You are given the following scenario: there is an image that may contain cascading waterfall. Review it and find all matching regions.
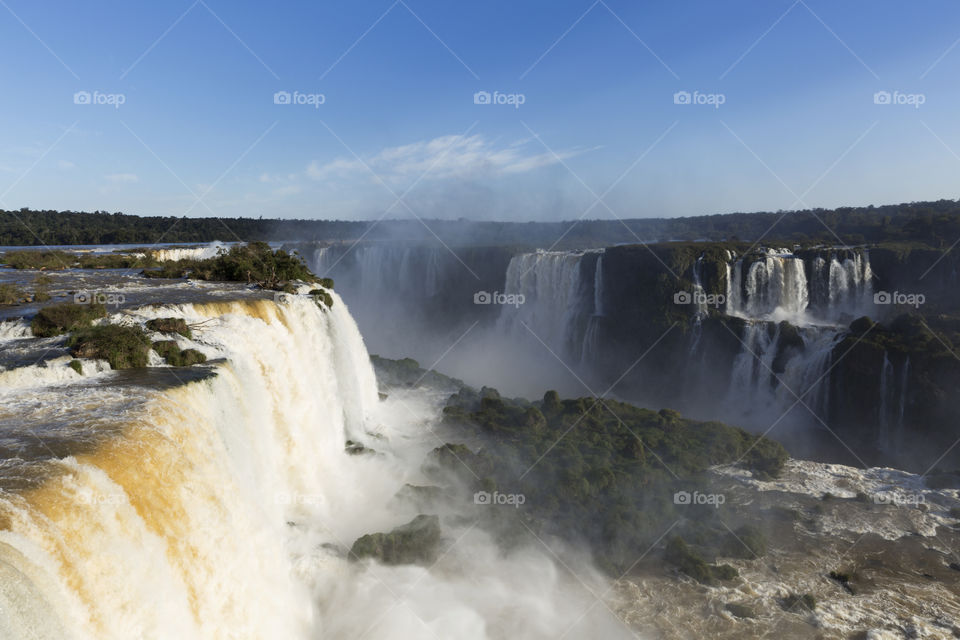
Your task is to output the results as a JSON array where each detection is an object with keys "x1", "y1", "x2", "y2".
[
  {"x1": 809, "y1": 250, "x2": 873, "y2": 318},
  {"x1": 897, "y1": 356, "x2": 910, "y2": 435},
  {"x1": 0, "y1": 294, "x2": 626, "y2": 639},
  {"x1": 726, "y1": 248, "x2": 872, "y2": 324},
  {"x1": 878, "y1": 353, "x2": 910, "y2": 453},
  {"x1": 727, "y1": 249, "x2": 809, "y2": 321},
  {"x1": 0, "y1": 296, "x2": 378, "y2": 639},
  {"x1": 879, "y1": 351, "x2": 894, "y2": 451},
  {"x1": 719, "y1": 248, "x2": 876, "y2": 431},
  {"x1": 688, "y1": 256, "x2": 708, "y2": 355},
  {"x1": 579, "y1": 253, "x2": 605, "y2": 364},
  {"x1": 725, "y1": 321, "x2": 839, "y2": 429},
  {"x1": 498, "y1": 251, "x2": 595, "y2": 361},
  {"x1": 150, "y1": 241, "x2": 227, "y2": 262},
  {"x1": 726, "y1": 322, "x2": 781, "y2": 420}
]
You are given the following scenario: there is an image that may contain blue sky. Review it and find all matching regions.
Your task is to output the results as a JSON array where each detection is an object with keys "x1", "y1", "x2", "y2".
[{"x1": 1, "y1": 0, "x2": 959, "y2": 221}]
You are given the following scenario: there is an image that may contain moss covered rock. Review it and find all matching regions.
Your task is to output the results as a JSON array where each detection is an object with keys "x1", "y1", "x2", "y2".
[
  {"x1": 31, "y1": 302, "x2": 107, "y2": 337},
  {"x1": 349, "y1": 514, "x2": 441, "y2": 565},
  {"x1": 67, "y1": 325, "x2": 151, "y2": 369},
  {"x1": 146, "y1": 317, "x2": 191, "y2": 338},
  {"x1": 152, "y1": 340, "x2": 207, "y2": 366}
]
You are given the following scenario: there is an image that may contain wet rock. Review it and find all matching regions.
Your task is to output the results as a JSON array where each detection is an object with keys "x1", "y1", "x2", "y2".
[{"x1": 349, "y1": 514, "x2": 442, "y2": 565}]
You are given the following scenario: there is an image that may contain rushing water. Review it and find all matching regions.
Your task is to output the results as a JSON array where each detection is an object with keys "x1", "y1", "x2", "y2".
[{"x1": 0, "y1": 292, "x2": 628, "y2": 639}]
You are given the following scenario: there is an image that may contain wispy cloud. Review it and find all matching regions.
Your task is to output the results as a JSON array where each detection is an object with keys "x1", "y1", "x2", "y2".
[{"x1": 307, "y1": 134, "x2": 586, "y2": 184}]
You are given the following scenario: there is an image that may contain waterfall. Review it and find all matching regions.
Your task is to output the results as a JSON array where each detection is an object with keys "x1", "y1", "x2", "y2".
[
  {"x1": 725, "y1": 322, "x2": 839, "y2": 428},
  {"x1": 726, "y1": 248, "x2": 871, "y2": 324},
  {"x1": 0, "y1": 294, "x2": 626, "y2": 639},
  {"x1": 0, "y1": 296, "x2": 379, "y2": 638},
  {"x1": 593, "y1": 253, "x2": 605, "y2": 318},
  {"x1": 498, "y1": 251, "x2": 595, "y2": 361},
  {"x1": 579, "y1": 254, "x2": 605, "y2": 365},
  {"x1": 728, "y1": 250, "x2": 808, "y2": 320},
  {"x1": 879, "y1": 353, "x2": 910, "y2": 452},
  {"x1": 150, "y1": 241, "x2": 227, "y2": 262},
  {"x1": 688, "y1": 256, "x2": 707, "y2": 355},
  {"x1": 808, "y1": 249, "x2": 873, "y2": 319},
  {"x1": 879, "y1": 351, "x2": 894, "y2": 451},
  {"x1": 726, "y1": 322, "x2": 781, "y2": 420},
  {"x1": 304, "y1": 245, "x2": 330, "y2": 275},
  {"x1": 897, "y1": 356, "x2": 910, "y2": 439}
]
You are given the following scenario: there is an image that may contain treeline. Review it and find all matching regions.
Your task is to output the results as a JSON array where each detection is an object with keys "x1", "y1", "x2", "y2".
[{"x1": 2, "y1": 199, "x2": 960, "y2": 248}]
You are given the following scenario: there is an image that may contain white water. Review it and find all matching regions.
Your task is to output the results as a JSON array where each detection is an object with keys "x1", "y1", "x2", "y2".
[
  {"x1": 726, "y1": 249, "x2": 809, "y2": 322},
  {"x1": 727, "y1": 248, "x2": 873, "y2": 325},
  {"x1": 498, "y1": 251, "x2": 598, "y2": 362},
  {"x1": 725, "y1": 321, "x2": 838, "y2": 428},
  {"x1": 878, "y1": 353, "x2": 910, "y2": 453},
  {"x1": 0, "y1": 293, "x2": 627, "y2": 639},
  {"x1": 151, "y1": 241, "x2": 227, "y2": 262}
]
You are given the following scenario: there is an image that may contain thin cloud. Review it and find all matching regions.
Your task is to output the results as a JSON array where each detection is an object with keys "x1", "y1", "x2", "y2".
[{"x1": 307, "y1": 134, "x2": 585, "y2": 183}]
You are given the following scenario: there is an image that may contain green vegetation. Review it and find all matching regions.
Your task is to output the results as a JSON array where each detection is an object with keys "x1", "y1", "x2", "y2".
[
  {"x1": 145, "y1": 317, "x2": 192, "y2": 338},
  {"x1": 370, "y1": 355, "x2": 466, "y2": 391},
  {"x1": 67, "y1": 359, "x2": 83, "y2": 375},
  {"x1": 0, "y1": 250, "x2": 155, "y2": 270},
  {"x1": 0, "y1": 283, "x2": 26, "y2": 305},
  {"x1": 1, "y1": 250, "x2": 74, "y2": 270},
  {"x1": 32, "y1": 274, "x2": 52, "y2": 302},
  {"x1": 437, "y1": 388, "x2": 788, "y2": 573},
  {"x1": 664, "y1": 536, "x2": 739, "y2": 585},
  {"x1": 4, "y1": 200, "x2": 960, "y2": 248},
  {"x1": 723, "y1": 525, "x2": 767, "y2": 559},
  {"x1": 349, "y1": 514, "x2": 441, "y2": 565},
  {"x1": 30, "y1": 302, "x2": 107, "y2": 337},
  {"x1": 141, "y1": 242, "x2": 315, "y2": 289},
  {"x1": 66, "y1": 325, "x2": 152, "y2": 369},
  {"x1": 152, "y1": 340, "x2": 207, "y2": 367},
  {"x1": 308, "y1": 288, "x2": 333, "y2": 309}
]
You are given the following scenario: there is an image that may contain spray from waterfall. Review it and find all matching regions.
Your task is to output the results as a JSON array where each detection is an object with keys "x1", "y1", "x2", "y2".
[{"x1": 0, "y1": 295, "x2": 628, "y2": 639}]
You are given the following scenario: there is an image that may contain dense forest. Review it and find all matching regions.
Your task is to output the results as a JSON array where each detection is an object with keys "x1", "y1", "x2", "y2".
[{"x1": 1, "y1": 199, "x2": 959, "y2": 248}]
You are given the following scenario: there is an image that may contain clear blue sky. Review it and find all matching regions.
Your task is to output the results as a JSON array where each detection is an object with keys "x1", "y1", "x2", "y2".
[{"x1": 1, "y1": 0, "x2": 959, "y2": 221}]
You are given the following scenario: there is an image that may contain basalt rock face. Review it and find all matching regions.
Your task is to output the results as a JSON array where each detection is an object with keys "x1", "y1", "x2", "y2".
[
  {"x1": 297, "y1": 239, "x2": 960, "y2": 469},
  {"x1": 867, "y1": 246, "x2": 960, "y2": 309},
  {"x1": 825, "y1": 314, "x2": 960, "y2": 470},
  {"x1": 561, "y1": 243, "x2": 960, "y2": 469}
]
